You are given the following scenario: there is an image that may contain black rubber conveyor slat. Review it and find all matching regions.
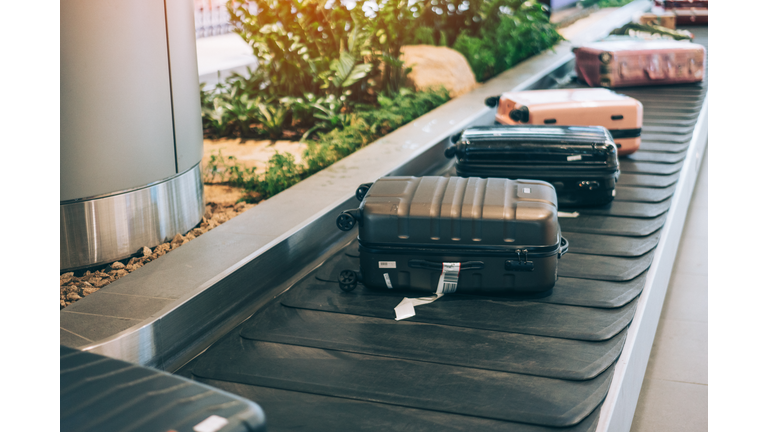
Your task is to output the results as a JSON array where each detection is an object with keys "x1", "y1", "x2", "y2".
[
  {"x1": 541, "y1": 273, "x2": 647, "y2": 308},
  {"x1": 558, "y1": 213, "x2": 666, "y2": 236},
  {"x1": 638, "y1": 141, "x2": 690, "y2": 153},
  {"x1": 191, "y1": 334, "x2": 616, "y2": 427},
  {"x1": 640, "y1": 125, "x2": 695, "y2": 135},
  {"x1": 279, "y1": 279, "x2": 637, "y2": 341},
  {"x1": 618, "y1": 160, "x2": 683, "y2": 175},
  {"x1": 614, "y1": 185, "x2": 676, "y2": 203},
  {"x1": 618, "y1": 172, "x2": 680, "y2": 188},
  {"x1": 559, "y1": 251, "x2": 654, "y2": 281},
  {"x1": 623, "y1": 151, "x2": 687, "y2": 164},
  {"x1": 561, "y1": 231, "x2": 660, "y2": 257},
  {"x1": 576, "y1": 199, "x2": 671, "y2": 218},
  {"x1": 196, "y1": 379, "x2": 604, "y2": 432},
  {"x1": 240, "y1": 303, "x2": 626, "y2": 380}
]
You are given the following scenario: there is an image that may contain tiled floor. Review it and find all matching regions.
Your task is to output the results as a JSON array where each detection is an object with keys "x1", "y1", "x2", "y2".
[{"x1": 630, "y1": 149, "x2": 708, "y2": 431}]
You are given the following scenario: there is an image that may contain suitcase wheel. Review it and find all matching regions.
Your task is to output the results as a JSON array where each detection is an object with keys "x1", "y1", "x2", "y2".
[
  {"x1": 509, "y1": 106, "x2": 529, "y2": 123},
  {"x1": 484, "y1": 96, "x2": 500, "y2": 108},
  {"x1": 338, "y1": 269, "x2": 359, "y2": 292},
  {"x1": 336, "y1": 212, "x2": 358, "y2": 231},
  {"x1": 356, "y1": 183, "x2": 373, "y2": 201}
]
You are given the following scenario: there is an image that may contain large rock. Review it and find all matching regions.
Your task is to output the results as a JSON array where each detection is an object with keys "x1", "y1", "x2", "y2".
[{"x1": 401, "y1": 45, "x2": 478, "y2": 98}]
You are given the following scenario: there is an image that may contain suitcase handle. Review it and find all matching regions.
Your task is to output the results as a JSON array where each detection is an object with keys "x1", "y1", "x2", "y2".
[
  {"x1": 408, "y1": 260, "x2": 485, "y2": 271},
  {"x1": 558, "y1": 237, "x2": 569, "y2": 259},
  {"x1": 644, "y1": 56, "x2": 668, "y2": 80}
]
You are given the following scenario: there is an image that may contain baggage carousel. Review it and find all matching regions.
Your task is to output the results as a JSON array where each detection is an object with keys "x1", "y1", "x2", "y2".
[{"x1": 172, "y1": 27, "x2": 708, "y2": 432}]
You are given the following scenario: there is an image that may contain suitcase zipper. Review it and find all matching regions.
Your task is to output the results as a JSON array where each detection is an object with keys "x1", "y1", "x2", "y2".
[
  {"x1": 607, "y1": 128, "x2": 642, "y2": 139},
  {"x1": 359, "y1": 240, "x2": 563, "y2": 259}
]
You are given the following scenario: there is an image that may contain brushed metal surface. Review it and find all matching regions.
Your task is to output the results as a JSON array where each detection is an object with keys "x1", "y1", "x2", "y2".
[{"x1": 60, "y1": 164, "x2": 204, "y2": 271}]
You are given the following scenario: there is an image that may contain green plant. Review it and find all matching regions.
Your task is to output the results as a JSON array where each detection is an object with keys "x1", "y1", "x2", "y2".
[
  {"x1": 452, "y1": 1, "x2": 562, "y2": 81},
  {"x1": 254, "y1": 99, "x2": 290, "y2": 139},
  {"x1": 581, "y1": 0, "x2": 634, "y2": 7}
]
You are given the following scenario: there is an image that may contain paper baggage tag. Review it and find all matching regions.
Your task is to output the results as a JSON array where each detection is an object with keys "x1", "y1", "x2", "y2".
[
  {"x1": 394, "y1": 262, "x2": 461, "y2": 320},
  {"x1": 436, "y1": 262, "x2": 461, "y2": 294},
  {"x1": 557, "y1": 211, "x2": 580, "y2": 218},
  {"x1": 193, "y1": 415, "x2": 229, "y2": 432}
]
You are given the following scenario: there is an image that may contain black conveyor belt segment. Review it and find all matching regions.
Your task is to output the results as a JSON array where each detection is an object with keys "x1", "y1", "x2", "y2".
[
  {"x1": 614, "y1": 185, "x2": 676, "y2": 202},
  {"x1": 277, "y1": 277, "x2": 637, "y2": 341},
  {"x1": 561, "y1": 231, "x2": 660, "y2": 257},
  {"x1": 623, "y1": 151, "x2": 687, "y2": 164},
  {"x1": 619, "y1": 160, "x2": 683, "y2": 175},
  {"x1": 577, "y1": 199, "x2": 671, "y2": 218},
  {"x1": 240, "y1": 303, "x2": 626, "y2": 380},
  {"x1": 183, "y1": 26, "x2": 708, "y2": 432},
  {"x1": 192, "y1": 335, "x2": 616, "y2": 427},
  {"x1": 196, "y1": 379, "x2": 604, "y2": 432},
  {"x1": 558, "y1": 213, "x2": 666, "y2": 236},
  {"x1": 618, "y1": 172, "x2": 680, "y2": 188}
]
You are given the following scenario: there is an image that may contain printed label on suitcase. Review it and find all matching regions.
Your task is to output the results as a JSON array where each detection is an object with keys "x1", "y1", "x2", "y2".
[
  {"x1": 379, "y1": 261, "x2": 397, "y2": 268},
  {"x1": 567, "y1": 155, "x2": 582, "y2": 161},
  {"x1": 436, "y1": 263, "x2": 461, "y2": 294}
]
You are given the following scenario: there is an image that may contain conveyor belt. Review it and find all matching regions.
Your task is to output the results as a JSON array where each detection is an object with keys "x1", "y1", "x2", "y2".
[{"x1": 180, "y1": 27, "x2": 707, "y2": 431}]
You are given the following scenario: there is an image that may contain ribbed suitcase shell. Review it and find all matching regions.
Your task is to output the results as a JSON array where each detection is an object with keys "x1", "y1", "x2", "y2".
[
  {"x1": 574, "y1": 39, "x2": 706, "y2": 88},
  {"x1": 639, "y1": 12, "x2": 677, "y2": 29},
  {"x1": 491, "y1": 88, "x2": 643, "y2": 155},
  {"x1": 351, "y1": 176, "x2": 565, "y2": 294},
  {"x1": 446, "y1": 125, "x2": 619, "y2": 207},
  {"x1": 60, "y1": 345, "x2": 267, "y2": 432}
]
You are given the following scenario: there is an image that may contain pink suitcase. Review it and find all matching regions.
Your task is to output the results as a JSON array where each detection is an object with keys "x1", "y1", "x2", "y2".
[
  {"x1": 574, "y1": 39, "x2": 706, "y2": 88},
  {"x1": 487, "y1": 88, "x2": 643, "y2": 156}
]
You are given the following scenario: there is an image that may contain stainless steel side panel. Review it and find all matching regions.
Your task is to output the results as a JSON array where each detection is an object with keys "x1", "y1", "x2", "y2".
[{"x1": 60, "y1": 164, "x2": 204, "y2": 271}]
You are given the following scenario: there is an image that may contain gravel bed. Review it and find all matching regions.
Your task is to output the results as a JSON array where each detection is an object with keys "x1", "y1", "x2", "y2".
[{"x1": 60, "y1": 200, "x2": 256, "y2": 309}]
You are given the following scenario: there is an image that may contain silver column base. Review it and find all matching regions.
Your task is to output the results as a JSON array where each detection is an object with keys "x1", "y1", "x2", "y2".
[{"x1": 60, "y1": 164, "x2": 205, "y2": 271}]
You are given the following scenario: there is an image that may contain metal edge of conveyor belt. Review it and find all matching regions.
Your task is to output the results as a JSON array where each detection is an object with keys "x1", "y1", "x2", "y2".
[
  {"x1": 73, "y1": 0, "x2": 656, "y2": 390},
  {"x1": 596, "y1": 94, "x2": 708, "y2": 432}
]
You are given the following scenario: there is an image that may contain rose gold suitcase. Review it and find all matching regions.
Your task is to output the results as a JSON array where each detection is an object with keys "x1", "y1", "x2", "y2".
[
  {"x1": 639, "y1": 12, "x2": 676, "y2": 29},
  {"x1": 574, "y1": 39, "x2": 706, "y2": 89},
  {"x1": 486, "y1": 88, "x2": 643, "y2": 156}
]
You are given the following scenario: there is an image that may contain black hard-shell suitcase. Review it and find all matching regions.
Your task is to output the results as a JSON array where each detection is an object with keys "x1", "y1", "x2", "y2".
[
  {"x1": 445, "y1": 125, "x2": 620, "y2": 207},
  {"x1": 60, "y1": 345, "x2": 267, "y2": 432},
  {"x1": 335, "y1": 176, "x2": 568, "y2": 294}
]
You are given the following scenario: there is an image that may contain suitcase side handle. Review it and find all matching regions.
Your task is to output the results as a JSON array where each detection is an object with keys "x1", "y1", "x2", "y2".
[
  {"x1": 408, "y1": 260, "x2": 485, "y2": 271},
  {"x1": 558, "y1": 237, "x2": 569, "y2": 259}
]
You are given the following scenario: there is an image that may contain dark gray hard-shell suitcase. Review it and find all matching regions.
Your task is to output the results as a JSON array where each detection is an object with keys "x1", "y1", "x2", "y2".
[
  {"x1": 445, "y1": 125, "x2": 620, "y2": 207},
  {"x1": 335, "y1": 176, "x2": 568, "y2": 294},
  {"x1": 60, "y1": 345, "x2": 267, "y2": 432}
]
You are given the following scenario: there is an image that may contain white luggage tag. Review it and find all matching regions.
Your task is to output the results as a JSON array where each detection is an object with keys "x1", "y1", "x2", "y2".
[{"x1": 394, "y1": 262, "x2": 460, "y2": 321}]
